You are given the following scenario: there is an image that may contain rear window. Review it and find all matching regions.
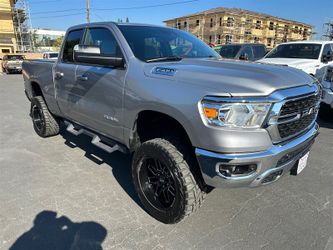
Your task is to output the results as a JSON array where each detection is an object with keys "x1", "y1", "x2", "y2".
[
  {"x1": 6, "y1": 55, "x2": 25, "y2": 60},
  {"x1": 49, "y1": 53, "x2": 58, "y2": 58}
]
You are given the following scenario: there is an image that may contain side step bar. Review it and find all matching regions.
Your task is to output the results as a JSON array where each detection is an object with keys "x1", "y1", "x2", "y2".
[{"x1": 65, "y1": 121, "x2": 127, "y2": 154}]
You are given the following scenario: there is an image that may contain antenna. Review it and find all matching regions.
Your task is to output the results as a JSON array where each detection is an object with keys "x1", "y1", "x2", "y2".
[{"x1": 86, "y1": 0, "x2": 90, "y2": 23}]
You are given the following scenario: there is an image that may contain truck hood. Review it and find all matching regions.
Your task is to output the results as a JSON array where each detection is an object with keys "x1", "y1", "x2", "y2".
[
  {"x1": 143, "y1": 58, "x2": 314, "y2": 96},
  {"x1": 257, "y1": 58, "x2": 318, "y2": 72}
]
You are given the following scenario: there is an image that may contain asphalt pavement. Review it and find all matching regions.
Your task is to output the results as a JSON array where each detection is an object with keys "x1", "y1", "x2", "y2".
[{"x1": 0, "y1": 74, "x2": 333, "y2": 250}]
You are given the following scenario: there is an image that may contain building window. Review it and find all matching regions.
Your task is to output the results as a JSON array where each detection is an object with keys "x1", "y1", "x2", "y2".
[
  {"x1": 294, "y1": 26, "x2": 299, "y2": 33},
  {"x1": 184, "y1": 21, "x2": 187, "y2": 28},
  {"x1": 303, "y1": 28, "x2": 308, "y2": 37},
  {"x1": 244, "y1": 31, "x2": 251, "y2": 35},
  {"x1": 177, "y1": 22, "x2": 181, "y2": 29},
  {"x1": 227, "y1": 17, "x2": 234, "y2": 27},
  {"x1": 269, "y1": 22, "x2": 274, "y2": 30},
  {"x1": 254, "y1": 37, "x2": 260, "y2": 43},
  {"x1": 225, "y1": 35, "x2": 232, "y2": 44},
  {"x1": 196, "y1": 20, "x2": 200, "y2": 26},
  {"x1": 217, "y1": 35, "x2": 221, "y2": 44},
  {"x1": 267, "y1": 38, "x2": 272, "y2": 47},
  {"x1": 299, "y1": 27, "x2": 303, "y2": 35},
  {"x1": 209, "y1": 35, "x2": 212, "y2": 43},
  {"x1": 219, "y1": 17, "x2": 222, "y2": 26},
  {"x1": 256, "y1": 20, "x2": 262, "y2": 29},
  {"x1": 210, "y1": 18, "x2": 214, "y2": 28},
  {"x1": 1, "y1": 49, "x2": 10, "y2": 53},
  {"x1": 284, "y1": 25, "x2": 289, "y2": 31}
]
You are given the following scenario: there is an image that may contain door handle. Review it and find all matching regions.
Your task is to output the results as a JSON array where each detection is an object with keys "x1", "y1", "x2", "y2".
[
  {"x1": 76, "y1": 75, "x2": 88, "y2": 81},
  {"x1": 55, "y1": 72, "x2": 64, "y2": 79}
]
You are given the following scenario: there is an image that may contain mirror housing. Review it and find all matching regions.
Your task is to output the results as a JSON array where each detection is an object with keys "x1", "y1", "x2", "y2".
[
  {"x1": 73, "y1": 45, "x2": 124, "y2": 68},
  {"x1": 239, "y1": 53, "x2": 249, "y2": 61}
]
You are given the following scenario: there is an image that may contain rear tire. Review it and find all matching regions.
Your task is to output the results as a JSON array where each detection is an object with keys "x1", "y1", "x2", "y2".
[
  {"x1": 132, "y1": 138, "x2": 205, "y2": 224},
  {"x1": 31, "y1": 96, "x2": 60, "y2": 137}
]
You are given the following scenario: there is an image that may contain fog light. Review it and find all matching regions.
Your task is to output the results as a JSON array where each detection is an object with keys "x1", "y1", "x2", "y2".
[
  {"x1": 219, "y1": 164, "x2": 257, "y2": 177},
  {"x1": 261, "y1": 170, "x2": 283, "y2": 184}
]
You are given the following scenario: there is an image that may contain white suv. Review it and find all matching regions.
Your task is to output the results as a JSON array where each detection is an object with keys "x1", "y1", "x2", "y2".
[{"x1": 258, "y1": 41, "x2": 333, "y2": 79}]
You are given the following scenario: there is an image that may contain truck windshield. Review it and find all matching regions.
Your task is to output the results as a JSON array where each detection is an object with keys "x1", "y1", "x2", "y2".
[
  {"x1": 118, "y1": 25, "x2": 220, "y2": 62},
  {"x1": 265, "y1": 43, "x2": 322, "y2": 59},
  {"x1": 219, "y1": 45, "x2": 241, "y2": 58},
  {"x1": 6, "y1": 55, "x2": 25, "y2": 60}
]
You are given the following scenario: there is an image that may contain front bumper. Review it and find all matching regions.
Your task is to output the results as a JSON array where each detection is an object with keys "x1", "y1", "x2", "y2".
[
  {"x1": 195, "y1": 124, "x2": 319, "y2": 188},
  {"x1": 322, "y1": 87, "x2": 333, "y2": 108}
]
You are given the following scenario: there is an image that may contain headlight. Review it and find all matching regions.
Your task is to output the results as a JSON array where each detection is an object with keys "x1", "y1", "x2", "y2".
[{"x1": 200, "y1": 99, "x2": 271, "y2": 128}]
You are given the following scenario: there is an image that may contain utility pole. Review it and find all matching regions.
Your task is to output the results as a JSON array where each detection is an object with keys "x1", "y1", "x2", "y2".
[{"x1": 86, "y1": 0, "x2": 90, "y2": 23}]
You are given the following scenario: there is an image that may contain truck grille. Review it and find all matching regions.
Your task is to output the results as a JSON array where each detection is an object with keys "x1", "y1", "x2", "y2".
[{"x1": 277, "y1": 93, "x2": 320, "y2": 139}]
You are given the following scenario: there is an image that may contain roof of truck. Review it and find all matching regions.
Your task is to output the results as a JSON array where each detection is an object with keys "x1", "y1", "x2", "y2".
[
  {"x1": 69, "y1": 22, "x2": 166, "y2": 30},
  {"x1": 279, "y1": 40, "x2": 333, "y2": 45}
]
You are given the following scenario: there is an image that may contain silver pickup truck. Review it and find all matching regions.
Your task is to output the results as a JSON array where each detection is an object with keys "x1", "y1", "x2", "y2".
[{"x1": 23, "y1": 22, "x2": 321, "y2": 224}]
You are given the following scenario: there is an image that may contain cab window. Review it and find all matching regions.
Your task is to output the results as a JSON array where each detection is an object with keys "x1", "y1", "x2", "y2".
[{"x1": 62, "y1": 29, "x2": 84, "y2": 63}]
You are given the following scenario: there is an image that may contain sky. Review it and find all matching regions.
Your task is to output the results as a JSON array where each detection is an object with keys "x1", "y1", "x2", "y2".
[{"x1": 27, "y1": 0, "x2": 333, "y2": 39}]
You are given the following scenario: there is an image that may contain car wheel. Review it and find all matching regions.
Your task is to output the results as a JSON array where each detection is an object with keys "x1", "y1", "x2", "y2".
[
  {"x1": 132, "y1": 138, "x2": 205, "y2": 224},
  {"x1": 31, "y1": 96, "x2": 60, "y2": 137}
]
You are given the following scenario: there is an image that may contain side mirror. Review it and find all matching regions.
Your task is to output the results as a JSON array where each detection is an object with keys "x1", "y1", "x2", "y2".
[
  {"x1": 73, "y1": 44, "x2": 124, "y2": 68},
  {"x1": 322, "y1": 55, "x2": 329, "y2": 63},
  {"x1": 239, "y1": 53, "x2": 249, "y2": 61}
]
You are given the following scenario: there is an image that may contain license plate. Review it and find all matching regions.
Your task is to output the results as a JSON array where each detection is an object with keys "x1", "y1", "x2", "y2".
[{"x1": 297, "y1": 152, "x2": 309, "y2": 174}]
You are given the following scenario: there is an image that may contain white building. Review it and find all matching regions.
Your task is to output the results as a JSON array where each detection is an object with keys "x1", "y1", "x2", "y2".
[{"x1": 30, "y1": 28, "x2": 65, "y2": 52}]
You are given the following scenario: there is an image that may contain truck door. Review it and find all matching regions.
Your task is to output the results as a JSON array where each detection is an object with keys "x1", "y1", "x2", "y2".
[
  {"x1": 54, "y1": 28, "x2": 85, "y2": 119},
  {"x1": 73, "y1": 27, "x2": 126, "y2": 142}
]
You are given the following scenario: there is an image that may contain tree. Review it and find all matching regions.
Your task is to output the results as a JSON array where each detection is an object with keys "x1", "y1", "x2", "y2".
[
  {"x1": 52, "y1": 35, "x2": 64, "y2": 51},
  {"x1": 125, "y1": 17, "x2": 129, "y2": 23}
]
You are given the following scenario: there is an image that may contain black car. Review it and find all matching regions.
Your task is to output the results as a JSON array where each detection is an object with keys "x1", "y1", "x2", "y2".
[{"x1": 216, "y1": 43, "x2": 267, "y2": 61}]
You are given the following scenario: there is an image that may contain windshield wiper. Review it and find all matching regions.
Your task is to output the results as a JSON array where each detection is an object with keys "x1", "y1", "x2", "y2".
[{"x1": 146, "y1": 56, "x2": 182, "y2": 63}]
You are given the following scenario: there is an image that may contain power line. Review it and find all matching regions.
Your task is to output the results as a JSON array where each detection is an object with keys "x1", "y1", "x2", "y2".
[
  {"x1": 31, "y1": 8, "x2": 84, "y2": 15},
  {"x1": 93, "y1": 0, "x2": 199, "y2": 11},
  {"x1": 32, "y1": 12, "x2": 85, "y2": 19},
  {"x1": 29, "y1": 0, "x2": 200, "y2": 20}
]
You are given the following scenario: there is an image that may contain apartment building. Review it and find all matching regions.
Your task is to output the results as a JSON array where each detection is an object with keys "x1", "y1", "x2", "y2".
[
  {"x1": 164, "y1": 7, "x2": 313, "y2": 49},
  {"x1": 0, "y1": 0, "x2": 16, "y2": 53}
]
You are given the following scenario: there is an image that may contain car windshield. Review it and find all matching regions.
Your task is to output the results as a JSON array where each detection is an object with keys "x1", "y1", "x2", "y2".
[
  {"x1": 49, "y1": 53, "x2": 58, "y2": 58},
  {"x1": 6, "y1": 55, "x2": 25, "y2": 60},
  {"x1": 118, "y1": 25, "x2": 220, "y2": 62},
  {"x1": 265, "y1": 43, "x2": 322, "y2": 59},
  {"x1": 219, "y1": 45, "x2": 241, "y2": 58}
]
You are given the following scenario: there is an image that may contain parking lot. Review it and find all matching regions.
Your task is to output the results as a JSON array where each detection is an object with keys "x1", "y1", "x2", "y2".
[{"x1": 0, "y1": 73, "x2": 332, "y2": 250}]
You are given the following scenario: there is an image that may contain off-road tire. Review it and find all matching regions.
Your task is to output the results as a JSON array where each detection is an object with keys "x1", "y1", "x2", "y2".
[
  {"x1": 132, "y1": 138, "x2": 205, "y2": 224},
  {"x1": 31, "y1": 96, "x2": 60, "y2": 137}
]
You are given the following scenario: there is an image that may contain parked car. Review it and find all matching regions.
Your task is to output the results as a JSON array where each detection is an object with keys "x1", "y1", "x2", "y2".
[
  {"x1": 216, "y1": 43, "x2": 267, "y2": 61},
  {"x1": 23, "y1": 22, "x2": 320, "y2": 224},
  {"x1": 319, "y1": 65, "x2": 333, "y2": 120},
  {"x1": 1, "y1": 54, "x2": 25, "y2": 74},
  {"x1": 258, "y1": 41, "x2": 333, "y2": 79},
  {"x1": 42, "y1": 52, "x2": 59, "y2": 60}
]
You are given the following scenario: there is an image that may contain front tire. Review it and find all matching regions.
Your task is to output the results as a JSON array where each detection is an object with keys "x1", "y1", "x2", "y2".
[
  {"x1": 132, "y1": 138, "x2": 205, "y2": 224},
  {"x1": 31, "y1": 96, "x2": 60, "y2": 137}
]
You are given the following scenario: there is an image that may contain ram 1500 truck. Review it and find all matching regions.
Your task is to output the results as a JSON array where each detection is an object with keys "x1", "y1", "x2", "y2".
[{"x1": 23, "y1": 22, "x2": 321, "y2": 224}]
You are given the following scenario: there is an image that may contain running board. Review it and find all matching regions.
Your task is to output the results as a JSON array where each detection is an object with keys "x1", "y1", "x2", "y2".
[{"x1": 65, "y1": 121, "x2": 127, "y2": 154}]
